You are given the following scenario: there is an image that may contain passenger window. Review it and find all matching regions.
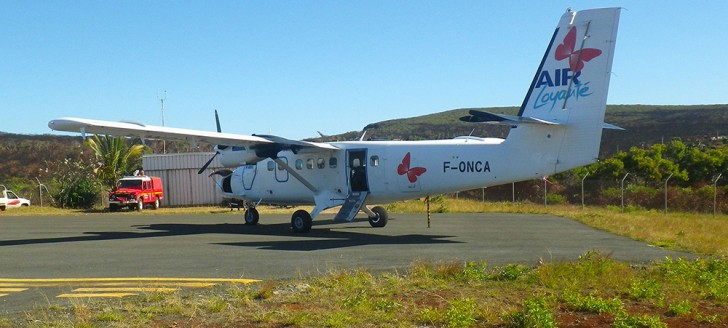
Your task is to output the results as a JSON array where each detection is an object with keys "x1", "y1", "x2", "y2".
[
  {"x1": 317, "y1": 158, "x2": 325, "y2": 169},
  {"x1": 370, "y1": 156, "x2": 380, "y2": 167},
  {"x1": 267, "y1": 161, "x2": 275, "y2": 171},
  {"x1": 329, "y1": 157, "x2": 337, "y2": 168},
  {"x1": 306, "y1": 158, "x2": 314, "y2": 169},
  {"x1": 295, "y1": 159, "x2": 303, "y2": 170}
]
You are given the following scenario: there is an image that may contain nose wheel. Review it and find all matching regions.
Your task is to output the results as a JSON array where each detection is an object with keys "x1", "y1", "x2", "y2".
[{"x1": 244, "y1": 207, "x2": 259, "y2": 225}]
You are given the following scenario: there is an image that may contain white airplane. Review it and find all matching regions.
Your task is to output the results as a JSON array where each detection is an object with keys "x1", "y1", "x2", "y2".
[{"x1": 49, "y1": 7, "x2": 621, "y2": 233}]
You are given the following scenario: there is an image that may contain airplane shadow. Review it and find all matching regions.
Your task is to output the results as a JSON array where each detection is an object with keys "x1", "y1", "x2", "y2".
[{"x1": 0, "y1": 219, "x2": 460, "y2": 252}]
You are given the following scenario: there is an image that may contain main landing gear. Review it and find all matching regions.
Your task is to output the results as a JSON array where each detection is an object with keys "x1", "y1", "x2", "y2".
[
  {"x1": 288, "y1": 206, "x2": 389, "y2": 233},
  {"x1": 239, "y1": 203, "x2": 389, "y2": 233},
  {"x1": 367, "y1": 206, "x2": 389, "y2": 228},
  {"x1": 291, "y1": 210, "x2": 313, "y2": 233}
]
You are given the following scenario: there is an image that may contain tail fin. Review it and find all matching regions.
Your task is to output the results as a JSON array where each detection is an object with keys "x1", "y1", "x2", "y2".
[
  {"x1": 506, "y1": 8, "x2": 620, "y2": 174},
  {"x1": 520, "y1": 7, "x2": 620, "y2": 119}
]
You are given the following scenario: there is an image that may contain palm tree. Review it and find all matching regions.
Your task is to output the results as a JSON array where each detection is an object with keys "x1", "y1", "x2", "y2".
[{"x1": 85, "y1": 135, "x2": 146, "y2": 188}]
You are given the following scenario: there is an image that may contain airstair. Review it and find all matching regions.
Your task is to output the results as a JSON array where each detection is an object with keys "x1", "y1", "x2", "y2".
[{"x1": 334, "y1": 191, "x2": 368, "y2": 222}]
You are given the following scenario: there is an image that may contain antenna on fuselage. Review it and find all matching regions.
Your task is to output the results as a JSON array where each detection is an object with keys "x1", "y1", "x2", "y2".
[{"x1": 358, "y1": 130, "x2": 367, "y2": 141}]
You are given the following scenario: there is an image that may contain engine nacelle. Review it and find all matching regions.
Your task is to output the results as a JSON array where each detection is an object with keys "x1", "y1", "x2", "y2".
[{"x1": 216, "y1": 145, "x2": 264, "y2": 167}]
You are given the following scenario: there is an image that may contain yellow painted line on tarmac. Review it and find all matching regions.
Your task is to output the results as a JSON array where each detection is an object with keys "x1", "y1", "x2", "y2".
[
  {"x1": 0, "y1": 278, "x2": 259, "y2": 299},
  {"x1": 0, "y1": 282, "x2": 217, "y2": 288},
  {"x1": 0, "y1": 277, "x2": 259, "y2": 284},
  {"x1": 57, "y1": 293, "x2": 138, "y2": 298},
  {"x1": 73, "y1": 287, "x2": 178, "y2": 293}
]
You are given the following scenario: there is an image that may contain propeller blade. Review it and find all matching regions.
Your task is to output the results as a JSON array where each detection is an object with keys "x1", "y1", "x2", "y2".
[
  {"x1": 215, "y1": 109, "x2": 222, "y2": 133},
  {"x1": 198, "y1": 152, "x2": 219, "y2": 174}
]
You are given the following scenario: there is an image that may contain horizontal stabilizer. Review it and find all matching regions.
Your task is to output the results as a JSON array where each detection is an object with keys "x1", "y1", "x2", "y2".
[{"x1": 459, "y1": 110, "x2": 560, "y2": 126}]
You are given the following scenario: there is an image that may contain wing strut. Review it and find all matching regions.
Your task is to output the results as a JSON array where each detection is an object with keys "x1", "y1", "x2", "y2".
[{"x1": 272, "y1": 158, "x2": 319, "y2": 194}]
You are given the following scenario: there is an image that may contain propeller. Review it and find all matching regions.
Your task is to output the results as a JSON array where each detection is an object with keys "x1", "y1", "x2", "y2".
[
  {"x1": 198, "y1": 151, "x2": 219, "y2": 174},
  {"x1": 198, "y1": 110, "x2": 223, "y2": 174}
]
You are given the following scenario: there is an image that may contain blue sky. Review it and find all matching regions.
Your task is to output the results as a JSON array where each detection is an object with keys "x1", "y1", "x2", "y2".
[{"x1": 2, "y1": 1, "x2": 726, "y2": 139}]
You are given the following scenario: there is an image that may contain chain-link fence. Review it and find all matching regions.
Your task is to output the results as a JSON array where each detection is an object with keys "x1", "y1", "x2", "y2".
[{"x1": 452, "y1": 178, "x2": 728, "y2": 214}]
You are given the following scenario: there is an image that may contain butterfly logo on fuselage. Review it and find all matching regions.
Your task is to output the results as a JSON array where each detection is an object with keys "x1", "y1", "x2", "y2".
[{"x1": 397, "y1": 152, "x2": 427, "y2": 183}]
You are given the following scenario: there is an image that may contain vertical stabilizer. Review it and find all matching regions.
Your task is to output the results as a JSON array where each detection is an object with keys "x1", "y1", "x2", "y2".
[{"x1": 507, "y1": 7, "x2": 621, "y2": 174}]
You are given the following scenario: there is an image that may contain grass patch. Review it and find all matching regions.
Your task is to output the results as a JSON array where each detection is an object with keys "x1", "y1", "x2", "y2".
[{"x1": 13, "y1": 255, "x2": 727, "y2": 327}]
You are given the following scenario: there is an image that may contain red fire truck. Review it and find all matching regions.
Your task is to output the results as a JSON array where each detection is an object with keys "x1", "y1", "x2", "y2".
[{"x1": 109, "y1": 176, "x2": 164, "y2": 211}]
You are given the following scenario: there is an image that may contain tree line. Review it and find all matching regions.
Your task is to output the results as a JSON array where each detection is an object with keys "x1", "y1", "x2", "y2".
[{"x1": 464, "y1": 139, "x2": 728, "y2": 213}]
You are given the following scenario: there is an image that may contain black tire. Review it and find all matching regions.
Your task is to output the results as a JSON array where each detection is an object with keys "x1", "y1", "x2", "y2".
[
  {"x1": 244, "y1": 208, "x2": 260, "y2": 225},
  {"x1": 153, "y1": 198, "x2": 160, "y2": 210},
  {"x1": 109, "y1": 204, "x2": 119, "y2": 212},
  {"x1": 291, "y1": 210, "x2": 312, "y2": 233},
  {"x1": 368, "y1": 206, "x2": 388, "y2": 228}
]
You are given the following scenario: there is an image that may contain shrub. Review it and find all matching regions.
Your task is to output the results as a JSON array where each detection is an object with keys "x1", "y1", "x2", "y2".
[
  {"x1": 627, "y1": 278, "x2": 663, "y2": 301},
  {"x1": 545, "y1": 193, "x2": 565, "y2": 205},
  {"x1": 562, "y1": 291, "x2": 623, "y2": 314},
  {"x1": 48, "y1": 159, "x2": 102, "y2": 209},
  {"x1": 502, "y1": 297, "x2": 556, "y2": 328},
  {"x1": 667, "y1": 300, "x2": 693, "y2": 317},
  {"x1": 445, "y1": 298, "x2": 478, "y2": 328}
]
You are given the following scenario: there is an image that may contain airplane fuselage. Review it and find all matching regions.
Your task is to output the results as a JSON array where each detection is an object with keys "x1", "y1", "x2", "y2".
[{"x1": 223, "y1": 136, "x2": 551, "y2": 207}]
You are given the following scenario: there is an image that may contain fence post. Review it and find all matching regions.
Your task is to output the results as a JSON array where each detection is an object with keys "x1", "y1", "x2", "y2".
[
  {"x1": 664, "y1": 173, "x2": 673, "y2": 215},
  {"x1": 581, "y1": 172, "x2": 589, "y2": 209},
  {"x1": 621, "y1": 173, "x2": 630, "y2": 212},
  {"x1": 36, "y1": 177, "x2": 43, "y2": 207},
  {"x1": 715, "y1": 173, "x2": 722, "y2": 218}
]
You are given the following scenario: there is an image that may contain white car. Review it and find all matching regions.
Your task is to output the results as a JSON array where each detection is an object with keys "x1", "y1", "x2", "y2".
[{"x1": 0, "y1": 189, "x2": 31, "y2": 211}]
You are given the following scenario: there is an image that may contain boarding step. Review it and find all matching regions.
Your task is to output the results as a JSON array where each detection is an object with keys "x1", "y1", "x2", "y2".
[{"x1": 334, "y1": 192, "x2": 368, "y2": 222}]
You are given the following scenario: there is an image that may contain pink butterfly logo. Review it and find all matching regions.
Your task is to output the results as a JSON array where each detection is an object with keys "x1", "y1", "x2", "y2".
[
  {"x1": 397, "y1": 152, "x2": 427, "y2": 183},
  {"x1": 554, "y1": 27, "x2": 602, "y2": 73}
]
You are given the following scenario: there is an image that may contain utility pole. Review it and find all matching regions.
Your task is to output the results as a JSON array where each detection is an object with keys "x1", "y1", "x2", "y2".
[{"x1": 159, "y1": 90, "x2": 167, "y2": 154}]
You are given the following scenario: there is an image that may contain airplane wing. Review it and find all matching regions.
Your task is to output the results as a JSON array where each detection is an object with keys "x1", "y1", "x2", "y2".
[{"x1": 48, "y1": 117, "x2": 338, "y2": 151}]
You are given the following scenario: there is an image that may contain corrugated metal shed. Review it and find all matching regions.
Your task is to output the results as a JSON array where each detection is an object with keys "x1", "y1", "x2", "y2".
[{"x1": 142, "y1": 153, "x2": 223, "y2": 207}]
